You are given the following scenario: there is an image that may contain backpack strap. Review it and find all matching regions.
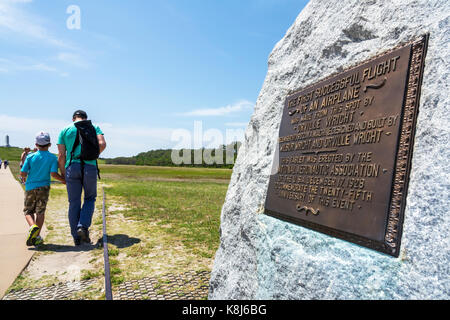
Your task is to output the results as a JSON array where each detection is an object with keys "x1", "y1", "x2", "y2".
[
  {"x1": 96, "y1": 160, "x2": 101, "y2": 180},
  {"x1": 80, "y1": 159, "x2": 85, "y2": 185},
  {"x1": 69, "y1": 130, "x2": 81, "y2": 167},
  {"x1": 69, "y1": 127, "x2": 87, "y2": 185}
]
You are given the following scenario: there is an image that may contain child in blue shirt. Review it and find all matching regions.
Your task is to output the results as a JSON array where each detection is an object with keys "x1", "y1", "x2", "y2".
[{"x1": 21, "y1": 132, "x2": 65, "y2": 246}]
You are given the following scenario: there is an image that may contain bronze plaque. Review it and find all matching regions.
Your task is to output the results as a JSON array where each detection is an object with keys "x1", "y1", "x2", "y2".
[{"x1": 264, "y1": 35, "x2": 429, "y2": 257}]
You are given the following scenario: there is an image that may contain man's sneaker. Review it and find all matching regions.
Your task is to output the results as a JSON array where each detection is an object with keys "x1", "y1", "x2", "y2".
[
  {"x1": 32, "y1": 236, "x2": 44, "y2": 246},
  {"x1": 26, "y1": 225, "x2": 40, "y2": 246},
  {"x1": 77, "y1": 227, "x2": 91, "y2": 244},
  {"x1": 74, "y1": 238, "x2": 81, "y2": 246}
]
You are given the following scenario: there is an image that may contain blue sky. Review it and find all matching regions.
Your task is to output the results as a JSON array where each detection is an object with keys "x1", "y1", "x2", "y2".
[{"x1": 0, "y1": 0, "x2": 309, "y2": 157}]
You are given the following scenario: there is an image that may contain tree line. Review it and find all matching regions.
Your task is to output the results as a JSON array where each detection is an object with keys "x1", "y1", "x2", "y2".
[{"x1": 104, "y1": 142, "x2": 242, "y2": 168}]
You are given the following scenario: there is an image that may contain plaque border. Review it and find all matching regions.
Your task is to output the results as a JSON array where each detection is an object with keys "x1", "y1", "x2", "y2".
[
  {"x1": 383, "y1": 34, "x2": 429, "y2": 256},
  {"x1": 264, "y1": 34, "x2": 429, "y2": 257}
]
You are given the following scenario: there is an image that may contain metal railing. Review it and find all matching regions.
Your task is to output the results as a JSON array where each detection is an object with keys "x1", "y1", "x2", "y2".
[{"x1": 102, "y1": 187, "x2": 113, "y2": 300}]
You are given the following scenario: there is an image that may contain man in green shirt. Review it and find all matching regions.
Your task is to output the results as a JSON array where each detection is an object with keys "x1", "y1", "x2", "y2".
[{"x1": 57, "y1": 110, "x2": 107, "y2": 245}]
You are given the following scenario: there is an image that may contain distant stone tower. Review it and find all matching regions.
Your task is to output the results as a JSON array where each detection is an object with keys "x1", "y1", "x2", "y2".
[{"x1": 5, "y1": 135, "x2": 10, "y2": 147}]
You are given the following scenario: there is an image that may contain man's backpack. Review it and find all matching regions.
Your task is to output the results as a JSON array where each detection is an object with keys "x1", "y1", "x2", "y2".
[{"x1": 69, "y1": 120, "x2": 101, "y2": 180}]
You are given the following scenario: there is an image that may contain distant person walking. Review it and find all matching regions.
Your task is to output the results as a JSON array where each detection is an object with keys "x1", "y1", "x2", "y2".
[
  {"x1": 20, "y1": 148, "x2": 32, "y2": 183},
  {"x1": 57, "y1": 110, "x2": 106, "y2": 246},
  {"x1": 0, "y1": 159, "x2": 2, "y2": 169},
  {"x1": 20, "y1": 148, "x2": 31, "y2": 169},
  {"x1": 21, "y1": 132, "x2": 65, "y2": 246},
  {"x1": 3, "y1": 160, "x2": 8, "y2": 169}
]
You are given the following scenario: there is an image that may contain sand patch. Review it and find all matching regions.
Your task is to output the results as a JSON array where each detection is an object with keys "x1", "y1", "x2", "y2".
[{"x1": 25, "y1": 246, "x2": 96, "y2": 283}]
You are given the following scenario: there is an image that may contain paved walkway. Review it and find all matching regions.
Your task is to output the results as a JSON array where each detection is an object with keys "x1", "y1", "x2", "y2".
[{"x1": 0, "y1": 167, "x2": 36, "y2": 299}]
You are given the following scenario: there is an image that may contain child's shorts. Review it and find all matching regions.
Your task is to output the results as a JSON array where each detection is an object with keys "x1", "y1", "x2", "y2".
[{"x1": 23, "y1": 186, "x2": 50, "y2": 216}]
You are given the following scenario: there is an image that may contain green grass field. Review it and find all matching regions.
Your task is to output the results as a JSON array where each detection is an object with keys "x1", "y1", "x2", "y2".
[
  {"x1": 104, "y1": 177, "x2": 227, "y2": 256},
  {"x1": 0, "y1": 148, "x2": 22, "y2": 183},
  {"x1": 6, "y1": 157, "x2": 231, "y2": 299},
  {"x1": 99, "y1": 164, "x2": 232, "y2": 286},
  {"x1": 0, "y1": 146, "x2": 22, "y2": 161},
  {"x1": 99, "y1": 164, "x2": 232, "y2": 181}
]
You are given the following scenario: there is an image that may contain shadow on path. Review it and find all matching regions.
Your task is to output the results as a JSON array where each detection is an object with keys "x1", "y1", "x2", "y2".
[
  {"x1": 29, "y1": 234, "x2": 141, "y2": 253},
  {"x1": 106, "y1": 234, "x2": 141, "y2": 248},
  {"x1": 28, "y1": 242, "x2": 97, "y2": 253}
]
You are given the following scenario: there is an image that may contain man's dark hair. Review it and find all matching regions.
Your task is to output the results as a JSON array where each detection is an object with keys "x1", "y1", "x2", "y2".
[{"x1": 73, "y1": 110, "x2": 88, "y2": 120}]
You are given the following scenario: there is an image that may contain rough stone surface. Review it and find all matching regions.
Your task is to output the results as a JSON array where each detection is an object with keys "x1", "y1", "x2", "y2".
[{"x1": 209, "y1": 0, "x2": 450, "y2": 300}]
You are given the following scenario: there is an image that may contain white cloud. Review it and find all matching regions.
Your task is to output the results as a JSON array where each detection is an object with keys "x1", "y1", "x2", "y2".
[
  {"x1": 57, "y1": 52, "x2": 89, "y2": 68},
  {"x1": 0, "y1": 57, "x2": 66, "y2": 76},
  {"x1": 0, "y1": 114, "x2": 249, "y2": 158},
  {"x1": 0, "y1": 0, "x2": 86, "y2": 76},
  {"x1": 26, "y1": 63, "x2": 58, "y2": 72},
  {"x1": 178, "y1": 100, "x2": 254, "y2": 117},
  {"x1": 100, "y1": 124, "x2": 177, "y2": 157},
  {"x1": 0, "y1": 0, "x2": 73, "y2": 49},
  {"x1": 0, "y1": 114, "x2": 178, "y2": 158},
  {"x1": 0, "y1": 114, "x2": 69, "y2": 154},
  {"x1": 225, "y1": 122, "x2": 249, "y2": 127}
]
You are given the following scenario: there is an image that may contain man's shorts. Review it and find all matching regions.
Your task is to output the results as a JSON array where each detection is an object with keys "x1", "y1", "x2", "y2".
[{"x1": 23, "y1": 186, "x2": 50, "y2": 216}]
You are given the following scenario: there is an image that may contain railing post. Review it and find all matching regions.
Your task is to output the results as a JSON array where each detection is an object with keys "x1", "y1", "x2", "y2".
[{"x1": 102, "y1": 187, "x2": 113, "y2": 300}]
